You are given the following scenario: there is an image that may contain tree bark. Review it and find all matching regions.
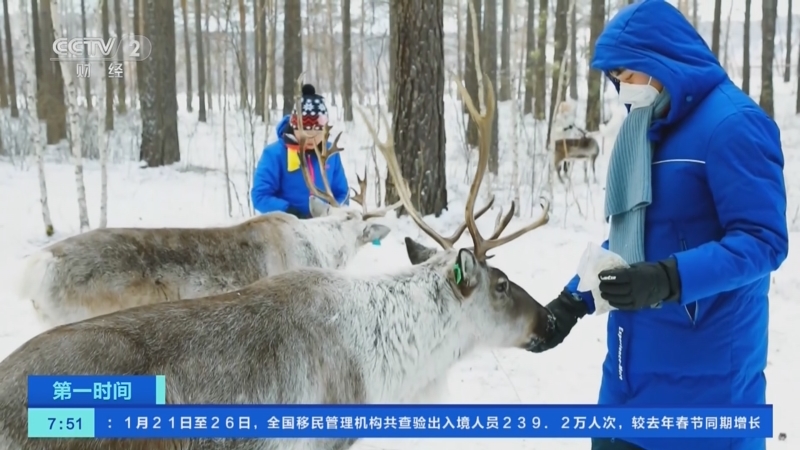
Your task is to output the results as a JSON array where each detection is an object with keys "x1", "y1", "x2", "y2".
[
  {"x1": 759, "y1": 0, "x2": 777, "y2": 117},
  {"x1": 237, "y1": 0, "x2": 247, "y2": 109},
  {"x1": 499, "y1": 0, "x2": 512, "y2": 101},
  {"x1": 482, "y1": 0, "x2": 499, "y2": 173},
  {"x1": 0, "y1": 16, "x2": 7, "y2": 109},
  {"x1": 389, "y1": 0, "x2": 447, "y2": 216},
  {"x1": 547, "y1": 0, "x2": 568, "y2": 143},
  {"x1": 282, "y1": 0, "x2": 302, "y2": 115},
  {"x1": 533, "y1": 0, "x2": 548, "y2": 120},
  {"x1": 784, "y1": 0, "x2": 792, "y2": 82},
  {"x1": 523, "y1": 0, "x2": 536, "y2": 114},
  {"x1": 568, "y1": 1, "x2": 578, "y2": 100},
  {"x1": 102, "y1": 0, "x2": 114, "y2": 130},
  {"x1": 463, "y1": 0, "x2": 481, "y2": 146},
  {"x1": 742, "y1": 0, "x2": 751, "y2": 94},
  {"x1": 193, "y1": 0, "x2": 206, "y2": 121},
  {"x1": 181, "y1": 0, "x2": 193, "y2": 111},
  {"x1": 113, "y1": 0, "x2": 126, "y2": 112},
  {"x1": 38, "y1": 0, "x2": 67, "y2": 144},
  {"x1": 342, "y1": 0, "x2": 353, "y2": 121},
  {"x1": 585, "y1": 0, "x2": 605, "y2": 131},
  {"x1": 711, "y1": 0, "x2": 722, "y2": 58},
  {"x1": 79, "y1": 0, "x2": 91, "y2": 110},
  {"x1": 2, "y1": 0, "x2": 18, "y2": 116},
  {"x1": 140, "y1": 0, "x2": 180, "y2": 166}
]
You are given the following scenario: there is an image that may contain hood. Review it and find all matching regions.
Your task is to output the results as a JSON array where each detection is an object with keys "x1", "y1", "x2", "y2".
[
  {"x1": 591, "y1": 0, "x2": 728, "y2": 137},
  {"x1": 275, "y1": 114, "x2": 292, "y2": 139}
]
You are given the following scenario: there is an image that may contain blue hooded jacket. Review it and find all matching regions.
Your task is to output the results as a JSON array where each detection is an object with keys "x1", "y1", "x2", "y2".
[
  {"x1": 565, "y1": 1, "x2": 788, "y2": 449},
  {"x1": 251, "y1": 115, "x2": 350, "y2": 217}
]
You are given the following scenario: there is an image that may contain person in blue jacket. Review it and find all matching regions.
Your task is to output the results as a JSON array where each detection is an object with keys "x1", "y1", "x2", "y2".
[
  {"x1": 528, "y1": 1, "x2": 788, "y2": 450},
  {"x1": 251, "y1": 84, "x2": 350, "y2": 218}
]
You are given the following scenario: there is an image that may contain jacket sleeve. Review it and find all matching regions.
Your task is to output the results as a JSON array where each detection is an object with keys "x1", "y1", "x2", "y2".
[
  {"x1": 251, "y1": 146, "x2": 290, "y2": 214},
  {"x1": 328, "y1": 152, "x2": 350, "y2": 206},
  {"x1": 673, "y1": 110, "x2": 789, "y2": 304},
  {"x1": 564, "y1": 239, "x2": 609, "y2": 314}
]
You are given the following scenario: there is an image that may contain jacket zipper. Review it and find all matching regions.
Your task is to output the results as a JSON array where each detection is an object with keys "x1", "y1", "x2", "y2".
[{"x1": 679, "y1": 236, "x2": 697, "y2": 326}]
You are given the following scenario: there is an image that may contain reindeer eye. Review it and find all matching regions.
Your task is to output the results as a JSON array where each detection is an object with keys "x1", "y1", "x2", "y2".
[{"x1": 495, "y1": 278, "x2": 509, "y2": 293}]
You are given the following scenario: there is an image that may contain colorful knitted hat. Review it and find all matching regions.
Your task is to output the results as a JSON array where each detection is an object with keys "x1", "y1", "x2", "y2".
[{"x1": 290, "y1": 84, "x2": 329, "y2": 131}]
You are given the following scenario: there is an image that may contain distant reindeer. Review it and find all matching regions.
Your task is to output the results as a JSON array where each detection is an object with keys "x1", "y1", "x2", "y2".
[
  {"x1": 552, "y1": 124, "x2": 600, "y2": 184},
  {"x1": 0, "y1": 75, "x2": 553, "y2": 450},
  {"x1": 17, "y1": 123, "x2": 401, "y2": 329}
]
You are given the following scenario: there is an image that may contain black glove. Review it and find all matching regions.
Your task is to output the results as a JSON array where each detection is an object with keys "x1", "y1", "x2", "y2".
[
  {"x1": 597, "y1": 257, "x2": 681, "y2": 310},
  {"x1": 527, "y1": 289, "x2": 588, "y2": 353},
  {"x1": 284, "y1": 206, "x2": 307, "y2": 219}
]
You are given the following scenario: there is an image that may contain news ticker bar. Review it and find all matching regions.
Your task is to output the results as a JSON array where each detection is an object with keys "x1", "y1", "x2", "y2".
[{"x1": 28, "y1": 405, "x2": 772, "y2": 439}]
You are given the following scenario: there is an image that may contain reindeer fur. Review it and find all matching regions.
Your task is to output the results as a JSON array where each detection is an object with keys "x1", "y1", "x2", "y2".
[
  {"x1": 0, "y1": 246, "x2": 551, "y2": 450},
  {"x1": 18, "y1": 200, "x2": 391, "y2": 328}
]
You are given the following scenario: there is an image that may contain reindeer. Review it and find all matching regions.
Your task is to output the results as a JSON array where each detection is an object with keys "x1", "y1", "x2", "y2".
[
  {"x1": 0, "y1": 74, "x2": 553, "y2": 450},
  {"x1": 552, "y1": 124, "x2": 600, "y2": 184},
  {"x1": 17, "y1": 97, "x2": 401, "y2": 329}
]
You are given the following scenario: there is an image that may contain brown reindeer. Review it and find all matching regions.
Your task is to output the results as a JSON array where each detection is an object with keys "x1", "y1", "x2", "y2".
[{"x1": 552, "y1": 124, "x2": 600, "y2": 184}]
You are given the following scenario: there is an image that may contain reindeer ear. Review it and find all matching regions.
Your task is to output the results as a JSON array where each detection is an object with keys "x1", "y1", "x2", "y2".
[
  {"x1": 309, "y1": 197, "x2": 331, "y2": 217},
  {"x1": 359, "y1": 223, "x2": 391, "y2": 245},
  {"x1": 452, "y1": 249, "x2": 480, "y2": 296},
  {"x1": 405, "y1": 237, "x2": 438, "y2": 265}
]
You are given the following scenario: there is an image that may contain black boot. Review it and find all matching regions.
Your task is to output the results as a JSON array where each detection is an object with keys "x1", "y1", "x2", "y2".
[{"x1": 591, "y1": 438, "x2": 646, "y2": 450}]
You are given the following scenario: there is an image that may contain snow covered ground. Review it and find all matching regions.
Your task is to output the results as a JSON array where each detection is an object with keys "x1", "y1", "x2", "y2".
[{"x1": 0, "y1": 77, "x2": 797, "y2": 450}]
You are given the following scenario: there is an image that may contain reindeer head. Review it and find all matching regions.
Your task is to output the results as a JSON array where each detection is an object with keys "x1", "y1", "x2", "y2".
[
  {"x1": 291, "y1": 75, "x2": 402, "y2": 249},
  {"x1": 361, "y1": 77, "x2": 554, "y2": 350}
]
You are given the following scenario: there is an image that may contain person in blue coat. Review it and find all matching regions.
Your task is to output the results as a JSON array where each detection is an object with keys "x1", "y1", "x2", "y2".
[
  {"x1": 528, "y1": 1, "x2": 789, "y2": 450},
  {"x1": 251, "y1": 84, "x2": 350, "y2": 218}
]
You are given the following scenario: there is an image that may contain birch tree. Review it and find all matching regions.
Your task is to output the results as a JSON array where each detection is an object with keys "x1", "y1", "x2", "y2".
[
  {"x1": 17, "y1": 0, "x2": 53, "y2": 235},
  {"x1": 50, "y1": 0, "x2": 90, "y2": 232}
]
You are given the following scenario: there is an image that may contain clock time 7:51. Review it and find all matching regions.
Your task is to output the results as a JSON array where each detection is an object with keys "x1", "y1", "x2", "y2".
[{"x1": 48, "y1": 417, "x2": 82, "y2": 430}]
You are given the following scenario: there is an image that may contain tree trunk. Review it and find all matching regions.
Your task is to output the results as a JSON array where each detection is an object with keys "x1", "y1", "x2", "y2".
[
  {"x1": 181, "y1": 0, "x2": 193, "y2": 111},
  {"x1": 784, "y1": 0, "x2": 792, "y2": 82},
  {"x1": 80, "y1": 0, "x2": 91, "y2": 110},
  {"x1": 568, "y1": 1, "x2": 578, "y2": 100},
  {"x1": 31, "y1": 0, "x2": 42, "y2": 84},
  {"x1": 2, "y1": 0, "x2": 18, "y2": 116},
  {"x1": 17, "y1": 0, "x2": 52, "y2": 234},
  {"x1": 482, "y1": 0, "x2": 499, "y2": 174},
  {"x1": 388, "y1": 0, "x2": 396, "y2": 110},
  {"x1": 389, "y1": 0, "x2": 446, "y2": 216},
  {"x1": 523, "y1": 0, "x2": 536, "y2": 114},
  {"x1": 759, "y1": 0, "x2": 777, "y2": 117},
  {"x1": 254, "y1": 0, "x2": 262, "y2": 116},
  {"x1": 533, "y1": 0, "x2": 548, "y2": 120},
  {"x1": 38, "y1": 0, "x2": 67, "y2": 144},
  {"x1": 282, "y1": 0, "x2": 302, "y2": 116},
  {"x1": 51, "y1": 0, "x2": 91, "y2": 232},
  {"x1": 743, "y1": 0, "x2": 751, "y2": 94},
  {"x1": 547, "y1": 0, "x2": 568, "y2": 143},
  {"x1": 203, "y1": 0, "x2": 212, "y2": 110},
  {"x1": 134, "y1": 0, "x2": 143, "y2": 107},
  {"x1": 140, "y1": 0, "x2": 180, "y2": 166},
  {"x1": 711, "y1": 0, "x2": 722, "y2": 58},
  {"x1": 193, "y1": 0, "x2": 207, "y2": 121},
  {"x1": 268, "y1": 0, "x2": 277, "y2": 109},
  {"x1": 342, "y1": 0, "x2": 353, "y2": 121},
  {"x1": 586, "y1": 0, "x2": 604, "y2": 131},
  {"x1": 113, "y1": 0, "x2": 126, "y2": 112},
  {"x1": 463, "y1": 0, "x2": 481, "y2": 146},
  {"x1": 499, "y1": 0, "x2": 512, "y2": 101},
  {"x1": 259, "y1": 0, "x2": 268, "y2": 116},
  {"x1": 101, "y1": 0, "x2": 114, "y2": 130},
  {"x1": 237, "y1": 0, "x2": 247, "y2": 109},
  {"x1": 692, "y1": 0, "x2": 698, "y2": 28},
  {"x1": 0, "y1": 17, "x2": 7, "y2": 109}
]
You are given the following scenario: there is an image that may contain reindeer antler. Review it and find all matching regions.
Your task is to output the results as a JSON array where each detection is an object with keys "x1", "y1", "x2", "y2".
[
  {"x1": 349, "y1": 167, "x2": 368, "y2": 213},
  {"x1": 357, "y1": 106, "x2": 496, "y2": 250},
  {"x1": 455, "y1": 75, "x2": 550, "y2": 260},
  {"x1": 293, "y1": 73, "x2": 344, "y2": 207}
]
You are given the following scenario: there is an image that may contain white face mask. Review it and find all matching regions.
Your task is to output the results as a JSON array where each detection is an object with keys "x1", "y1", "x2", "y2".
[{"x1": 618, "y1": 77, "x2": 660, "y2": 110}]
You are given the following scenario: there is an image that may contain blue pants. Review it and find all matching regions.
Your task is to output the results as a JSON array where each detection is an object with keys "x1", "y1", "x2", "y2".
[{"x1": 591, "y1": 438, "x2": 645, "y2": 450}]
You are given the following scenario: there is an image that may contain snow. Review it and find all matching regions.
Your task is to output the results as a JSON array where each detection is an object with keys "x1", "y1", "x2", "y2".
[{"x1": 1, "y1": 76, "x2": 798, "y2": 449}]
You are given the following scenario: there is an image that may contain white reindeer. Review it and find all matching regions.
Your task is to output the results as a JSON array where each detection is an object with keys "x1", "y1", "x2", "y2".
[
  {"x1": 0, "y1": 75, "x2": 554, "y2": 450},
  {"x1": 17, "y1": 119, "x2": 401, "y2": 329}
]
